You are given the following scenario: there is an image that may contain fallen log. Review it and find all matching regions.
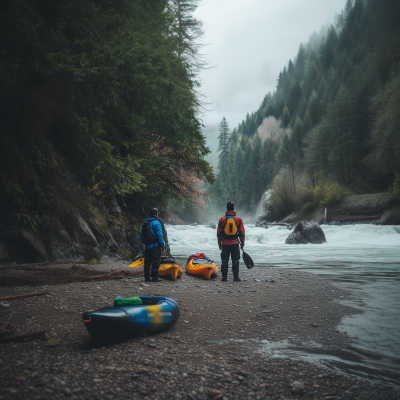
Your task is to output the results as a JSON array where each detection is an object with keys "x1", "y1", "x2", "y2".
[
  {"x1": 0, "y1": 261, "x2": 76, "y2": 270},
  {"x1": 0, "y1": 328, "x2": 48, "y2": 342},
  {"x1": 331, "y1": 214, "x2": 381, "y2": 222},
  {"x1": 0, "y1": 266, "x2": 141, "y2": 287},
  {"x1": 0, "y1": 291, "x2": 51, "y2": 301}
]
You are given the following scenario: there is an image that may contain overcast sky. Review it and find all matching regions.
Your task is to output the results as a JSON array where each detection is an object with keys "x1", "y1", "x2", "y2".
[{"x1": 194, "y1": 0, "x2": 347, "y2": 150}]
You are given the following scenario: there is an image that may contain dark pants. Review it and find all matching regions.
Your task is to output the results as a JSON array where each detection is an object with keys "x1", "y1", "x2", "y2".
[
  {"x1": 144, "y1": 246, "x2": 161, "y2": 280},
  {"x1": 221, "y1": 244, "x2": 240, "y2": 278}
]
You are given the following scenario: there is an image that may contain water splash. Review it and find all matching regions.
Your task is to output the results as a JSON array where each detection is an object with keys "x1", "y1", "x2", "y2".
[{"x1": 254, "y1": 189, "x2": 272, "y2": 222}]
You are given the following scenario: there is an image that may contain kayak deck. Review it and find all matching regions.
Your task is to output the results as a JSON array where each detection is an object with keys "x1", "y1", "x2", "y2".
[
  {"x1": 82, "y1": 295, "x2": 180, "y2": 340},
  {"x1": 185, "y1": 259, "x2": 219, "y2": 280},
  {"x1": 128, "y1": 258, "x2": 183, "y2": 281}
]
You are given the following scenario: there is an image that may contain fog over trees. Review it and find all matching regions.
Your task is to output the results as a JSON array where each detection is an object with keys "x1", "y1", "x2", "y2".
[{"x1": 211, "y1": 0, "x2": 400, "y2": 217}]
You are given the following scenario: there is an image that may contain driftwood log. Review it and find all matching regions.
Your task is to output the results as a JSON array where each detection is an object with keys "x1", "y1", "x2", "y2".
[
  {"x1": 331, "y1": 214, "x2": 381, "y2": 222},
  {"x1": 0, "y1": 261, "x2": 76, "y2": 270},
  {"x1": 0, "y1": 291, "x2": 51, "y2": 301},
  {"x1": 0, "y1": 265, "x2": 141, "y2": 287},
  {"x1": 0, "y1": 328, "x2": 48, "y2": 342}
]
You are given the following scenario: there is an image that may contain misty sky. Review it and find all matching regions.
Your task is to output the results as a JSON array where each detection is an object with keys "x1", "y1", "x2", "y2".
[{"x1": 194, "y1": 0, "x2": 347, "y2": 150}]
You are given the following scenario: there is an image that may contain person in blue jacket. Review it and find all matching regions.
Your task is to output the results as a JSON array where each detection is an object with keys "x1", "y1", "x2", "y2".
[{"x1": 140, "y1": 207, "x2": 165, "y2": 282}]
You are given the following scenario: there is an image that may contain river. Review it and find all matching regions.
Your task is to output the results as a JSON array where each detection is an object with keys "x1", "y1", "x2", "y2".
[{"x1": 166, "y1": 223, "x2": 400, "y2": 386}]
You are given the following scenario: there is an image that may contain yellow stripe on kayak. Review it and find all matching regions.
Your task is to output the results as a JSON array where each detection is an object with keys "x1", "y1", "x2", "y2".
[
  {"x1": 145, "y1": 305, "x2": 162, "y2": 328},
  {"x1": 129, "y1": 258, "x2": 144, "y2": 268}
]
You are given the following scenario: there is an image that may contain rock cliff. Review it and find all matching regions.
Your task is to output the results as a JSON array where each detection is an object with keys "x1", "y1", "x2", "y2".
[{"x1": 0, "y1": 199, "x2": 170, "y2": 264}]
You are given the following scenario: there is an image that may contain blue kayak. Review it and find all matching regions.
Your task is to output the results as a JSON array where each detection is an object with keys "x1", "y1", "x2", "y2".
[{"x1": 82, "y1": 295, "x2": 180, "y2": 340}]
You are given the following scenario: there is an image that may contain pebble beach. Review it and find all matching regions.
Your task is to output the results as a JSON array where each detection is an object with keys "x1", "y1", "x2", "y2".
[{"x1": 0, "y1": 257, "x2": 399, "y2": 400}]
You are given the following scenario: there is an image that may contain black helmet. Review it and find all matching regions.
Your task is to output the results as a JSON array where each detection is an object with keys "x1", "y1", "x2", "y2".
[
  {"x1": 150, "y1": 207, "x2": 159, "y2": 216},
  {"x1": 227, "y1": 201, "x2": 234, "y2": 210}
]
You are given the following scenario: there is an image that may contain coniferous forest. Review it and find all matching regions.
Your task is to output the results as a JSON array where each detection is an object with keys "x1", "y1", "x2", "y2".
[
  {"x1": 0, "y1": 0, "x2": 213, "y2": 235},
  {"x1": 212, "y1": 0, "x2": 400, "y2": 219}
]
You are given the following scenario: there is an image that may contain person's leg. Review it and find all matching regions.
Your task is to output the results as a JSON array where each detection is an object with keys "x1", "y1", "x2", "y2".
[
  {"x1": 231, "y1": 244, "x2": 241, "y2": 282},
  {"x1": 220, "y1": 245, "x2": 230, "y2": 281},
  {"x1": 151, "y1": 246, "x2": 162, "y2": 282},
  {"x1": 144, "y1": 248, "x2": 152, "y2": 282}
]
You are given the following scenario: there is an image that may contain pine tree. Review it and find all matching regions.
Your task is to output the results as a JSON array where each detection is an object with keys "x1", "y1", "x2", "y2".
[
  {"x1": 250, "y1": 135, "x2": 262, "y2": 208},
  {"x1": 235, "y1": 147, "x2": 244, "y2": 204},
  {"x1": 326, "y1": 85, "x2": 357, "y2": 185},
  {"x1": 218, "y1": 117, "x2": 231, "y2": 193},
  {"x1": 173, "y1": 0, "x2": 203, "y2": 60},
  {"x1": 280, "y1": 106, "x2": 291, "y2": 129},
  {"x1": 240, "y1": 146, "x2": 253, "y2": 209}
]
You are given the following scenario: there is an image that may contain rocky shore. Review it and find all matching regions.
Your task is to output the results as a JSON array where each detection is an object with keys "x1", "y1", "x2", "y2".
[{"x1": 0, "y1": 258, "x2": 399, "y2": 400}]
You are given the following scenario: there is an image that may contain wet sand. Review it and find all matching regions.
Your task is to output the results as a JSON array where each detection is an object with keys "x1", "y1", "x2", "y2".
[{"x1": 0, "y1": 257, "x2": 399, "y2": 400}]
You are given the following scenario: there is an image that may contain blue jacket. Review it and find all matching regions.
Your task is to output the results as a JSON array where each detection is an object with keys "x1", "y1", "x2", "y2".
[{"x1": 140, "y1": 217, "x2": 165, "y2": 249}]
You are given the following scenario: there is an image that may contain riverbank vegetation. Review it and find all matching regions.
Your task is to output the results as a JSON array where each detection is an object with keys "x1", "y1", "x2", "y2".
[
  {"x1": 0, "y1": 0, "x2": 213, "y2": 235},
  {"x1": 212, "y1": 0, "x2": 400, "y2": 218}
]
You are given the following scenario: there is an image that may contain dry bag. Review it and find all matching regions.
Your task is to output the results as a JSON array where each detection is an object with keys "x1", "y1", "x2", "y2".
[{"x1": 223, "y1": 215, "x2": 239, "y2": 238}]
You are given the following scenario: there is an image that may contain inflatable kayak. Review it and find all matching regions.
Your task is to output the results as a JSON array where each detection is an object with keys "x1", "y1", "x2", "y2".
[
  {"x1": 82, "y1": 295, "x2": 180, "y2": 340},
  {"x1": 128, "y1": 256, "x2": 183, "y2": 281},
  {"x1": 185, "y1": 254, "x2": 218, "y2": 279}
]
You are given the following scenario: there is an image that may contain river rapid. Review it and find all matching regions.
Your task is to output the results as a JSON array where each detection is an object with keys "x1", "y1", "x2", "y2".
[{"x1": 166, "y1": 223, "x2": 400, "y2": 386}]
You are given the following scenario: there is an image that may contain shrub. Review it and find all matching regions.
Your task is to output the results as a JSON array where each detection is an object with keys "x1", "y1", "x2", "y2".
[
  {"x1": 388, "y1": 173, "x2": 400, "y2": 203},
  {"x1": 320, "y1": 182, "x2": 350, "y2": 208},
  {"x1": 295, "y1": 187, "x2": 315, "y2": 210}
]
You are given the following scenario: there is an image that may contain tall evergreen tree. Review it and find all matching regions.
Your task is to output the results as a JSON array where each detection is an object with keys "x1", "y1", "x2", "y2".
[
  {"x1": 280, "y1": 106, "x2": 291, "y2": 129},
  {"x1": 217, "y1": 117, "x2": 231, "y2": 193}
]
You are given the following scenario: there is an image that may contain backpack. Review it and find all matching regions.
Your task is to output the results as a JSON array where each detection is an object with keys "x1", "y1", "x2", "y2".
[
  {"x1": 141, "y1": 221, "x2": 158, "y2": 245},
  {"x1": 223, "y1": 215, "x2": 239, "y2": 239}
]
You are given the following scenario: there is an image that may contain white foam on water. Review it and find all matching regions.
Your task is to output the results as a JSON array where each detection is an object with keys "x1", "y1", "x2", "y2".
[
  {"x1": 166, "y1": 223, "x2": 400, "y2": 265},
  {"x1": 166, "y1": 223, "x2": 400, "y2": 385}
]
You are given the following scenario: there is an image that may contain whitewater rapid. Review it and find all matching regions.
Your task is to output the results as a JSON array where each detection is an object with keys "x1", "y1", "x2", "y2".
[
  {"x1": 166, "y1": 223, "x2": 400, "y2": 385},
  {"x1": 166, "y1": 223, "x2": 400, "y2": 266}
]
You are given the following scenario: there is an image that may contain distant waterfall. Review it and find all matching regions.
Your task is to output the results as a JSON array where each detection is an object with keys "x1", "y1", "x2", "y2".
[{"x1": 254, "y1": 189, "x2": 272, "y2": 222}]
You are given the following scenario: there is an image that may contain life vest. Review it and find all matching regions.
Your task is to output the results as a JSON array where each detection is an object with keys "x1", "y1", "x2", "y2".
[{"x1": 223, "y1": 215, "x2": 239, "y2": 239}]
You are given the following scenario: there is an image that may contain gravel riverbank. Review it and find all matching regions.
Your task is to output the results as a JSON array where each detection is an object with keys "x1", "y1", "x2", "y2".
[{"x1": 0, "y1": 257, "x2": 399, "y2": 400}]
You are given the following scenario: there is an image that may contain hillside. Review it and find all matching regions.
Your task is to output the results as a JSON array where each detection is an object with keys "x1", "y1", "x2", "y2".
[
  {"x1": 0, "y1": 0, "x2": 213, "y2": 263},
  {"x1": 211, "y1": 0, "x2": 400, "y2": 217}
]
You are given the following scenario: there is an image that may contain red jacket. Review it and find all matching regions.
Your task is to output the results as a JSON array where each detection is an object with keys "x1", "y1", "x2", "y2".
[{"x1": 217, "y1": 210, "x2": 245, "y2": 247}]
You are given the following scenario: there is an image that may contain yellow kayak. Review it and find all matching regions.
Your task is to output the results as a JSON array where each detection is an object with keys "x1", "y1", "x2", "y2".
[
  {"x1": 185, "y1": 257, "x2": 218, "y2": 280},
  {"x1": 128, "y1": 257, "x2": 183, "y2": 281}
]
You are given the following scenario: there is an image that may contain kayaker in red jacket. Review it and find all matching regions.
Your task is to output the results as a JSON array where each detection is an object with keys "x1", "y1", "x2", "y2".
[{"x1": 217, "y1": 201, "x2": 245, "y2": 282}]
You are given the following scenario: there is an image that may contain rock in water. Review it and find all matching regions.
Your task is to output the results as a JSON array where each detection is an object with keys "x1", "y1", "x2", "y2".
[{"x1": 285, "y1": 221, "x2": 326, "y2": 244}]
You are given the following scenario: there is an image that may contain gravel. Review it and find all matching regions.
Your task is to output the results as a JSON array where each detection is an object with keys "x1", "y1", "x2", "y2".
[{"x1": 0, "y1": 256, "x2": 399, "y2": 399}]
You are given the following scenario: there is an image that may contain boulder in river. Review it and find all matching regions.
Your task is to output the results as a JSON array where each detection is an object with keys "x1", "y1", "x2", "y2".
[{"x1": 285, "y1": 221, "x2": 326, "y2": 244}]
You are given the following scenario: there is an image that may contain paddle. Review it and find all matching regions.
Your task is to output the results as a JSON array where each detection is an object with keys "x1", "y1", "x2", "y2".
[{"x1": 242, "y1": 250, "x2": 254, "y2": 269}]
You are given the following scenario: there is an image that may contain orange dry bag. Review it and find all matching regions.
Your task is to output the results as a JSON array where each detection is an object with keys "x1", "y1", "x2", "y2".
[{"x1": 223, "y1": 216, "x2": 239, "y2": 238}]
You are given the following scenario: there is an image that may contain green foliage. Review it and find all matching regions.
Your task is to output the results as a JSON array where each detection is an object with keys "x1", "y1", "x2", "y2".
[
  {"x1": 366, "y1": 65, "x2": 400, "y2": 176},
  {"x1": 211, "y1": 0, "x2": 400, "y2": 213},
  {"x1": 320, "y1": 182, "x2": 351, "y2": 208},
  {"x1": 295, "y1": 187, "x2": 315, "y2": 210},
  {"x1": 388, "y1": 174, "x2": 400, "y2": 203},
  {"x1": 269, "y1": 165, "x2": 350, "y2": 217},
  {"x1": 269, "y1": 167, "x2": 297, "y2": 218},
  {"x1": 217, "y1": 117, "x2": 231, "y2": 193},
  {"x1": 46, "y1": 336, "x2": 61, "y2": 347},
  {"x1": 0, "y1": 0, "x2": 213, "y2": 232},
  {"x1": 280, "y1": 106, "x2": 291, "y2": 129},
  {"x1": 296, "y1": 180, "x2": 350, "y2": 210}
]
